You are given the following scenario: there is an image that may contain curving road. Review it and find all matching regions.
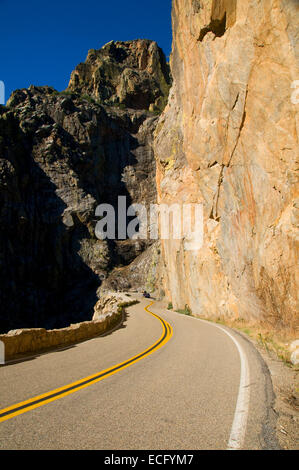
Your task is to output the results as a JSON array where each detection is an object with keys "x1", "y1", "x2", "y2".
[{"x1": 0, "y1": 297, "x2": 279, "y2": 450}]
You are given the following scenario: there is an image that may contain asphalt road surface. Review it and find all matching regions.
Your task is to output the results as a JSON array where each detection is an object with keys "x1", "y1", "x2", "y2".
[{"x1": 0, "y1": 297, "x2": 279, "y2": 450}]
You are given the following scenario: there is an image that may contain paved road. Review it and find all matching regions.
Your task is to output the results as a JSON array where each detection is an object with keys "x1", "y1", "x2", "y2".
[{"x1": 0, "y1": 297, "x2": 279, "y2": 450}]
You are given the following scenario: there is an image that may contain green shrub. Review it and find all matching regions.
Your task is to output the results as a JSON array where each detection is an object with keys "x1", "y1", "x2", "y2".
[
  {"x1": 81, "y1": 94, "x2": 96, "y2": 104},
  {"x1": 176, "y1": 304, "x2": 192, "y2": 316}
]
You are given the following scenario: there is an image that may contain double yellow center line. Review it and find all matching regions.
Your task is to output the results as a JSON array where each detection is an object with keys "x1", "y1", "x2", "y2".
[{"x1": 0, "y1": 302, "x2": 172, "y2": 423}]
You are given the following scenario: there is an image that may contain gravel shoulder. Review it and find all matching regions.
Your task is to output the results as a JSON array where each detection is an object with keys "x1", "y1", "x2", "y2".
[{"x1": 250, "y1": 339, "x2": 299, "y2": 450}]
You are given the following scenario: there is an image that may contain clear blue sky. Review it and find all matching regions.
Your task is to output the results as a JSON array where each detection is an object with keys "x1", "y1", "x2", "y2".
[{"x1": 0, "y1": 0, "x2": 173, "y2": 103}]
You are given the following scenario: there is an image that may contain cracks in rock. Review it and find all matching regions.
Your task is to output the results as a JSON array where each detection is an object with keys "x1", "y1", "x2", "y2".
[
  {"x1": 232, "y1": 92, "x2": 240, "y2": 111},
  {"x1": 227, "y1": 110, "x2": 247, "y2": 167},
  {"x1": 208, "y1": 160, "x2": 219, "y2": 168},
  {"x1": 226, "y1": 87, "x2": 248, "y2": 168},
  {"x1": 210, "y1": 164, "x2": 224, "y2": 221},
  {"x1": 273, "y1": 185, "x2": 282, "y2": 194},
  {"x1": 209, "y1": 88, "x2": 248, "y2": 221}
]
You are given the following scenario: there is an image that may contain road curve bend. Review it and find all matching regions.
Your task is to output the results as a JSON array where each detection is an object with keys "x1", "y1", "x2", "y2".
[{"x1": 0, "y1": 297, "x2": 279, "y2": 450}]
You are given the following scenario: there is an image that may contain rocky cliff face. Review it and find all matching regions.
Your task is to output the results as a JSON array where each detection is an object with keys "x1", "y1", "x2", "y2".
[
  {"x1": 0, "y1": 40, "x2": 169, "y2": 332},
  {"x1": 68, "y1": 39, "x2": 171, "y2": 112},
  {"x1": 155, "y1": 0, "x2": 299, "y2": 332}
]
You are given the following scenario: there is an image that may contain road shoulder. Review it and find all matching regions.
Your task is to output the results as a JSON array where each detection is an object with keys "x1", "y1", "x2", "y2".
[{"x1": 244, "y1": 334, "x2": 299, "y2": 450}]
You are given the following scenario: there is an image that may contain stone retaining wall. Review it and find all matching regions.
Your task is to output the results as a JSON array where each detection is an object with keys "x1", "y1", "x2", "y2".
[{"x1": 0, "y1": 294, "x2": 137, "y2": 361}]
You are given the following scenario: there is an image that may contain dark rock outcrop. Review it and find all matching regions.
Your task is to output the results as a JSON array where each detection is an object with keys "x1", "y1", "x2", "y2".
[{"x1": 0, "y1": 40, "x2": 169, "y2": 332}]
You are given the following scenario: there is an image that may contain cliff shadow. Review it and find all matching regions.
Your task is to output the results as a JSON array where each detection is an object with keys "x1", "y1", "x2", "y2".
[{"x1": 0, "y1": 151, "x2": 99, "y2": 332}]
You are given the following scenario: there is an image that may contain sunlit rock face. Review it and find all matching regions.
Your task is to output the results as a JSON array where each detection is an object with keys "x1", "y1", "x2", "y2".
[
  {"x1": 155, "y1": 0, "x2": 299, "y2": 332},
  {"x1": 68, "y1": 39, "x2": 172, "y2": 113}
]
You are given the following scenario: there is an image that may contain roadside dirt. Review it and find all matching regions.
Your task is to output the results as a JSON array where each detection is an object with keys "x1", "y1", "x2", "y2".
[{"x1": 250, "y1": 339, "x2": 299, "y2": 450}]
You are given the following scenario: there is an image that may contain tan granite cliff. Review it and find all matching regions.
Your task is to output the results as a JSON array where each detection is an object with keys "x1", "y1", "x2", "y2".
[{"x1": 155, "y1": 0, "x2": 299, "y2": 332}]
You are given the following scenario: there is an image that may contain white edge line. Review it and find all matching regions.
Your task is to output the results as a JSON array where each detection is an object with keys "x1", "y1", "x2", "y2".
[
  {"x1": 163, "y1": 309, "x2": 250, "y2": 450},
  {"x1": 207, "y1": 321, "x2": 250, "y2": 450}
]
